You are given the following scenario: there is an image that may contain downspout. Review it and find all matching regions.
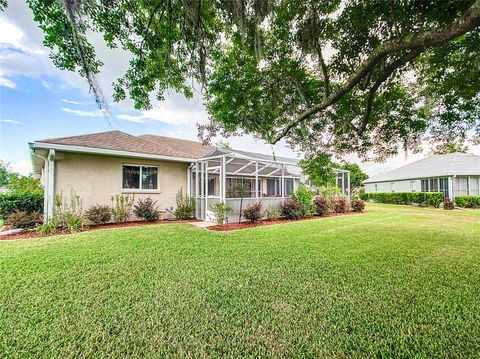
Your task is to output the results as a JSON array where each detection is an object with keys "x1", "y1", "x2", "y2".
[
  {"x1": 47, "y1": 149, "x2": 55, "y2": 221},
  {"x1": 31, "y1": 149, "x2": 49, "y2": 222},
  {"x1": 187, "y1": 163, "x2": 194, "y2": 197}
]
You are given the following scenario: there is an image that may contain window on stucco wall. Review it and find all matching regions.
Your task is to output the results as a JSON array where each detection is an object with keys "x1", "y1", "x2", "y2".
[{"x1": 122, "y1": 165, "x2": 158, "y2": 190}]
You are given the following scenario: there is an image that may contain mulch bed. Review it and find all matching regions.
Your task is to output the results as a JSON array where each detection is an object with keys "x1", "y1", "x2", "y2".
[
  {"x1": 208, "y1": 211, "x2": 364, "y2": 231},
  {"x1": 0, "y1": 219, "x2": 200, "y2": 241}
]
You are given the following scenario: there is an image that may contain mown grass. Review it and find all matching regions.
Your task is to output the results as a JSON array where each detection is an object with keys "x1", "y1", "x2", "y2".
[{"x1": 1, "y1": 204, "x2": 480, "y2": 357}]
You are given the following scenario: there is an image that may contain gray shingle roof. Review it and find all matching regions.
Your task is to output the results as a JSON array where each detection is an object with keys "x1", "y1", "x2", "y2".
[{"x1": 364, "y1": 153, "x2": 480, "y2": 183}]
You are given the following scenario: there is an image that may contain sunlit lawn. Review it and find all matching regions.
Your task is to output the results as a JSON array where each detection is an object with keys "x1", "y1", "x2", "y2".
[{"x1": 1, "y1": 203, "x2": 479, "y2": 357}]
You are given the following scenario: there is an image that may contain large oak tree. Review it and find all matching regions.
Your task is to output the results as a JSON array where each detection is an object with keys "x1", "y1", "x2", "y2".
[{"x1": 10, "y1": 0, "x2": 480, "y2": 160}]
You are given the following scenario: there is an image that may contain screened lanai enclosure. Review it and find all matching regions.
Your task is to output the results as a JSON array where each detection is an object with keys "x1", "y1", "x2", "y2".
[{"x1": 188, "y1": 149, "x2": 350, "y2": 221}]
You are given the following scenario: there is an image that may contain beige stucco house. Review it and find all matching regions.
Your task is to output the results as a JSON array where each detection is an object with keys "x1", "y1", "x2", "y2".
[{"x1": 30, "y1": 131, "x2": 350, "y2": 221}]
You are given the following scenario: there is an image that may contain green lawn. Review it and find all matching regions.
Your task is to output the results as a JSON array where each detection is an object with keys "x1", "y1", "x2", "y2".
[{"x1": 1, "y1": 204, "x2": 480, "y2": 357}]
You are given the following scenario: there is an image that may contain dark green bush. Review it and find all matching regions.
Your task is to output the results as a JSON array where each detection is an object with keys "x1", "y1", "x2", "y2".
[
  {"x1": 242, "y1": 202, "x2": 262, "y2": 223},
  {"x1": 0, "y1": 193, "x2": 44, "y2": 220},
  {"x1": 133, "y1": 198, "x2": 160, "y2": 221},
  {"x1": 455, "y1": 196, "x2": 480, "y2": 208},
  {"x1": 281, "y1": 199, "x2": 303, "y2": 220},
  {"x1": 85, "y1": 204, "x2": 112, "y2": 224},
  {"x1": 362, "y1": 192, "x2": 443, "y2": 207},
  {"x1": 6, "y1": 210, "x2": 43, "y2": 229},
  {"x1": 175, "y1": 189, "x2": 196, "y2": 219}
]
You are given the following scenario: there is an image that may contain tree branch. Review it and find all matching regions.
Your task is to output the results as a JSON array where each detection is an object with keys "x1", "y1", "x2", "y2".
[
  {"x1": 316, "y1": 45, "x2": 330, "y2": 98},
  {"x1": 271, "y1": 0, "x2": 480, "y2": 144},
  {"x1": 357, "y1": 47, "x2": 423, "y2": 135}
]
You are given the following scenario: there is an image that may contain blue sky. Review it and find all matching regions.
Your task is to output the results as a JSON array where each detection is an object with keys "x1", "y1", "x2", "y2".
[{"x1": 1, "y1": 1, "x2": 478, "y2": 176}]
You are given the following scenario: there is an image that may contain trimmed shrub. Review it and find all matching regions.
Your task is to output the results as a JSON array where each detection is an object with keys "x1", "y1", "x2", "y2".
[
  {"x1": 358, "y1": 192, "x2": 368, "y2": 201},
  {"x1": 361, "y1": 192, "x2": 444, "y2": 207},
  {"x1": 85, "y1": 204, "x2": 112, "y2": 224},
  {"x1": 291, "y1": 184, "x2": 315, "y2": 216},
  {"x1": 175, "y1": 189, "x2": 196, "y2": 219},
  {"x1": 281, "y1": 199, "x2": 303, "y2": 220},
  {"x1": 0, "y1": 193, "x2": 43, "y2": 220},
  {"x1": 333, "y1": 198, "x2": 349, "y2": 213},
  {"x1": 133, "y1": 198, "x2": 160, "y2": 221},
  {"x1": 6, "y1": 210, "x2": 43, "y2": 229},
  {"x1": 242, "y1": 202, "x2": 262, "y2": 223},
  {"x1": 443, "y1": 198, "x2": 454, "y2": 210},
  {"x1": 111, "y1": 194, "x2": 135, "y2": 222},
  {"x1": 313, "y1": 197, "x2": 330, "y2": 216},
  {"x1": 351, "y1": 199, "x2": 365, "y2": 212},
  {"x1": 264, "y1": 207, "x2": 280, "y2": 220},
  {"x1": 455, "y1": 195, "x2": 480, "y2": 208},
  {"x1": 210, "y1": 202, "x2": 233, "y2": 225}
]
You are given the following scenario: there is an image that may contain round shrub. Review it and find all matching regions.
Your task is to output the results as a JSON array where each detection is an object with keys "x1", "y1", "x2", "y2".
[
  {"x1": 133, "y1": 198, "x2": 160, "y2": 222},
  {"x1": 6, "y1": 210, "x2": 43, "y2": 229},
  {"x1": 242, "y1": 202, "x2": 262, "y2": 223},
  {"x1": 85, "y1": 204, "x2": 112, "y2": 224},
  {"x1": 333, "y1": 198, "x2": 349, "y2": 213},
  {"x1": 281, "y1": 199, "x2": 303, "y2": 220},
  {"x1": 351, "y1": 199, "x2": 365, "y2": 212},
  {"x1": 443, "y1": 198, "x2": 454, "y2": 210},
  {"x1": 313, "y1": 197, "x2": 330, "y2": 216}
]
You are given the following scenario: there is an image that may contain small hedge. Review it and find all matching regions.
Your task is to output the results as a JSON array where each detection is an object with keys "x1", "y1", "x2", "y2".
[
  {"x1": 455, "y1": 195, "x2": 480, "y2": 208},
  {"x1": 0, "y1": 193, "x2": 44, "y2": 220},
  {"x1": 362, "y1": 192, "x2": 444, "y2": 207}
]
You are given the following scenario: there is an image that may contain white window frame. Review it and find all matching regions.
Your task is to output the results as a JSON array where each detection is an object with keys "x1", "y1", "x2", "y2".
[{"x1": 122, "y1": 164, "x2": 159, "y2": 192}]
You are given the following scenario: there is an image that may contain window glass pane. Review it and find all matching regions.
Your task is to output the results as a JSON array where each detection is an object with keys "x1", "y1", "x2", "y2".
[
  {"x1": 285, "y1": 178, "x2": 294, "y2": 196},
  {"x1": 123, "y1": 165, "x2": 140, "y2": 189},
  {"x1": 142, "y1": 166, "x2": 158, "y2": 189},
  {"x1": 208, "y1": 178, "x2": 215, "y2": 196},
  {"x1": 267, "y1": 178, "x2": 279, "y2": 196}
]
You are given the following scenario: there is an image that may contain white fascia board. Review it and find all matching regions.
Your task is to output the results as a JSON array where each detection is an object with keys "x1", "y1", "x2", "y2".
[{"x1": 29, "y1": 142, "x2": 196, "y2": 163}]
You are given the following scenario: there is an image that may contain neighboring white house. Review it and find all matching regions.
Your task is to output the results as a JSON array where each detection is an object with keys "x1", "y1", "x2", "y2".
[{"x1": 363, "y1": 153, "x2": 480, "y2": 200}]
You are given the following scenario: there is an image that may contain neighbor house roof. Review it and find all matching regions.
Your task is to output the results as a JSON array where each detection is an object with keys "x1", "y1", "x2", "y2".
[
  {"x1": 364, "y1": 153, "x2": 480, "y2": 183},
  {"x1": 35, "y1": 131, "x2": 211, "y2": 159}
]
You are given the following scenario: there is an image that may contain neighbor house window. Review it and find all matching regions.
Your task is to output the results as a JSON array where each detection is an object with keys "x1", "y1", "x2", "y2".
[
  {"x1": 391, "y1": 182, "x2": 395, "y2": 192},
  {"x1": 122, "y1": 165, "x2": 158, "y2": 190},
  {"x1": 374, "y1": 184, "x2": 378, "y2": 192},
  {"x1": 421, "y1": 177, "x2": 448, "y2": 197},
  {"x1": 410, "y1": 181, "x2": 416, "y2": 192}
]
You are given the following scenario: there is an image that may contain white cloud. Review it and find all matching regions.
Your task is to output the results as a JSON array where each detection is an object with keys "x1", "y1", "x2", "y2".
[
  {"x1": 0, "y1": 119, "x2": 21, "y2": 125},
  {"x1": 62, "y1": 108, "x2": 104, "y2": 117},
  {"x1": 61, "y1": 99, "x2": 92, "y2": 105},
  {"x1": 0, "y1": 76, "x2": 16, "y2": 89},
  {"x1": 11, "y1": 160, "x2": 32, "y2": 176},
  {"x1": 118, "y1": 106, "x2": 202, "y2": 125}
]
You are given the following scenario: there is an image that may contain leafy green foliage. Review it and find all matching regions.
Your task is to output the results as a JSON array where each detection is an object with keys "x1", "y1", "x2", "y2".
[
  {"x1": 280, "y1": 199, "x2": 303, "y2": 220},
  {"x1": 455, "y1": 195, "x2": 480, "y2": 208},
  {"x1": 133, "y1": 198, "x2": 160, "y2": 222},
  {"x1": 363, "y1": 192, "x2": 444, "y2": 207},
  {"x1": 291, "y1": 184, "x2": 315, "y2": 216},
  {"x1": 242, "y1": 202, "x2": 262, "y2": 223},
  {"x1": 175, "y1": 189, "x2": 196, "y2": 220},
  {"x1": 36, "y1": 221, "x2": 56, "y2": 235},
  {"x1": 54, "y1": 190, "x2": 84, "y2": 232},
  {"x1": 85, "y1": 204, "x2": 112, "y2": 224},
  {"x1": 7, "y1": 175, "x2": 43, "y2": 196},
  {"x1": 6, "y1": 210, "x2": 43, "y2": 229},
  {"x1": 18, "y1": 0, "x2": 480, "y2": 160},
  {"x1": 111, "y1": 194, "x2": 134, "y2": 223},
  {"x1": 264, "y1": 206, "x2": 281, "y2": 220},
  {"x1": 210, "y1": 202, "x2": 232, "y2": 226},
  {"x1": 0, "y1": 193, "x2": 44, "y2": 220}
]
